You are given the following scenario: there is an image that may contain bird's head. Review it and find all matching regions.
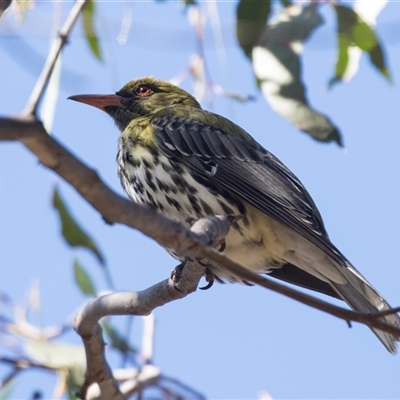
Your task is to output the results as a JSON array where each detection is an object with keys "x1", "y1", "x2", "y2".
[{"x1": 69, "y1": 77, "x2": 201, "y2": 131}]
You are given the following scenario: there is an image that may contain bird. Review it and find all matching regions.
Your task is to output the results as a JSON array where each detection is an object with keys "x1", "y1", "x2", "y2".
[{"x1": 69, "y1": 76, "x2": 399, "y2": 354}]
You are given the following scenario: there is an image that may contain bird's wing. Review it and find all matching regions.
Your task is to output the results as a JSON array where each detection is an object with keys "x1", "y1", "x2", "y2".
[
  {"x1": 151, "y1": 114, "x2": 345, "y2": 267},
  {"x1": 150, "y1": 112, "x2": 400, "y2": 354}
]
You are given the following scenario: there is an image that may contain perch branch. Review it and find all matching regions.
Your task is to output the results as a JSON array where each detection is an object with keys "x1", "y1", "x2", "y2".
[
  {"x1": 76, "y1": 262, "x2": 204, "y2": 398},
  {"x1": 0, "y1": 116, "x2": 399, "y2": 337},
  {"x1": 76, "y1": 215, "x2": 233, "y2": 398},
  {"x1": 1, "y1": 116, "x2": 400, "y2": 397}
]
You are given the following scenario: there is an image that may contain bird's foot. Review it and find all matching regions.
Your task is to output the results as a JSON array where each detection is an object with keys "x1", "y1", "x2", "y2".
[{"x1": 198, "y1": 237, "x2": 226, "y2": 290}]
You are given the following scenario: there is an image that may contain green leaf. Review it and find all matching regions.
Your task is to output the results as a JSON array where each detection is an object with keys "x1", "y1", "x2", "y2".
[
  {"x1": 52, "y1": 187, "x2": 105, "y2": 265},
  {"x1": 73, "y1": 260, "x2": 97, "y2": 297},
  {"x1": 352, "y1": 21, "x2": 377, "y2": 51},
  {"x1": 236, "y1": 0, "x2": 271, "y2": 58},
  {"x1": 328, "y1": 34, "x2": 350, "y2": 88},
  {"x1": 330, "y1": 4, "x2": 390, "y2": 87},
  {"x1": 253, "y1": 4, "x2": 342, "y2": 145},
  {"x1": 82, "y1": 0, "x2": 102, "y2": 61},
  {"x1": 368, "y1": 44, "x2": 390, "y2": 80},
  {"x1": 102, "y1": 321, "x2": 137, "y2": 356}
]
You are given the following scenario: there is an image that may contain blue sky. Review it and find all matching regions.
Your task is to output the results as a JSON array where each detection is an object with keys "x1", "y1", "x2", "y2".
[{"x1": 1, "y1": 1, "x2": 400, "y2": 398}]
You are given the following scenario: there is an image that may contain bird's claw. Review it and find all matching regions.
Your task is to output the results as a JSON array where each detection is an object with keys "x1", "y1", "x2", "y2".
[
  {"x1": 199, "y1": 268, "x2": 215, "y2": 290},
  {"x1": 198, "y1": 240, "x2": 226, "y2": 290}
]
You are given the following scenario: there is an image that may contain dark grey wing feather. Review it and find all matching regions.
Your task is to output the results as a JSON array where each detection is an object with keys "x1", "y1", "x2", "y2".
[{"x1": 152, "y1": 115, "x2": 345, "y2": 267}]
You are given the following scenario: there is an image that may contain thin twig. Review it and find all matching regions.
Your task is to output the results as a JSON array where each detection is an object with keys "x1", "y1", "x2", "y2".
[
  {"x1": 0, "y1": 367, "x2": 21, "y2": 388},
  {"x1": 24, "y1": 0, "x2": 90, "y2": 116}
]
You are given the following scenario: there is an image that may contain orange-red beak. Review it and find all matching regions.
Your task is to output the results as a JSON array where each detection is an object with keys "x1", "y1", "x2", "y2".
[{"x1": 68, "y1": 94, "x2": 122, "y2": 111}]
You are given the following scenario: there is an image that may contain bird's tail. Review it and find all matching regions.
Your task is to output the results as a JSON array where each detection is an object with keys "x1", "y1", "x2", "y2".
[{"x1": 330, "y1": 262, "x2": 399, "y2": 354}]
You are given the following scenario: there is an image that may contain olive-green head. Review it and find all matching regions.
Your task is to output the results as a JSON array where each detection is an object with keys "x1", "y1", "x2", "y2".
[{"x1": 69, "y1": 77, "x2": 201, "y2": 131}]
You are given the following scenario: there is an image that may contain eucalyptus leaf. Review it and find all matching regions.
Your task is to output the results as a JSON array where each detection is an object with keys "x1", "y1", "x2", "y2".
[
  {"x1": 103, "y1": 321, "x2": 137, "y2": 356},
  {"x1": 52, "y1": 187, "x2": 105, "y2": 265},
  {"x1": 330, "y1": 4, "x2": 390, "y2": 87},
  {"x1": 73, "y1": 259, "x2": 97, "y2": 297},
  {"x1": 82, "y1": 0, "x2": 102, "y2": 61},
  {"x1": 236, "y1": 0, "x2": 271, "y2": 58},
  {"x1": 253, "y1": 4, "x2": 342, "y2": 145}
]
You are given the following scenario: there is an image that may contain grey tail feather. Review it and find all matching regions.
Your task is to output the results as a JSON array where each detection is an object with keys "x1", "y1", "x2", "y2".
[{"x1": 330, "y1": 262, "x2": 400, "y2": 354}]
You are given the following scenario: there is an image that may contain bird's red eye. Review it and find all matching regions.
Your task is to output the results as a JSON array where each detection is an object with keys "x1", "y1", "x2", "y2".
[{"x1": 136, "y1": 86, "x2": 152, "y2": 96}]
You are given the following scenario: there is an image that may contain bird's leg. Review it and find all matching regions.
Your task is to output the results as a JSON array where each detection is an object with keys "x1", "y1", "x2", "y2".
[{"x1": 184, "y1": 216, "x2": 230, "y2": 290}]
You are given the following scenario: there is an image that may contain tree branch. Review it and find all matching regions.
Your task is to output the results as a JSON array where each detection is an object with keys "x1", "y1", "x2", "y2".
[
  {"x1": 76, "y1": 215, "x2": 234, "y2": 398},
  {"x1": 4, "y1": 1, "x2": 396, "y2": 398},
  {"x1": 1, "y1": 115, "x2": 400, "y2": 397},
  {"x1": 23, "y1": 0, "x2": 90, "y2": 116},
  {"x1": 1, "y1": 115, "x2": 400, "y2": 338},
  {"x1": 75, "y1": 261, "x2": 206, "y2": 399}
]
